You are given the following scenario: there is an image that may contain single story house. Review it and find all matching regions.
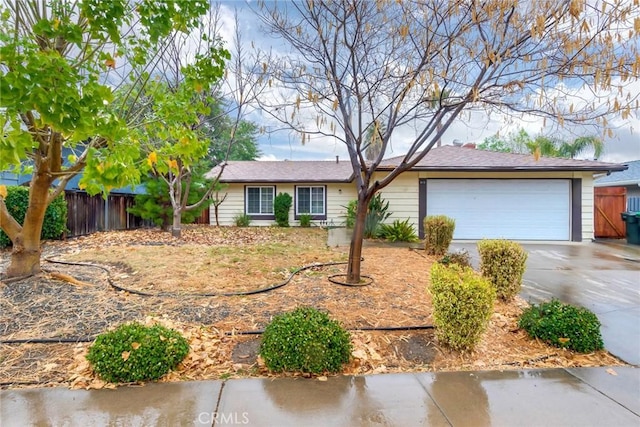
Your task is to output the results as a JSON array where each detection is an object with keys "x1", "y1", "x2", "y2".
[
  {"x1": 594, "y1": 159, "x2": 640, "y2": 211},
  {"x1": 208, "y1": 145, "x2": 627, "y2": 241}
]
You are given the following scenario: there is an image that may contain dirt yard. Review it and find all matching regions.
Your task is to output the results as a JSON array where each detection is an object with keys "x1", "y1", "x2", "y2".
[{"x1": 0, "y1": 226, "x2": 624, "y2": 389}]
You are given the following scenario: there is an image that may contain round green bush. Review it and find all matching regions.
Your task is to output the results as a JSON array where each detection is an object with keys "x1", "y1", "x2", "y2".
[
  {"x1": 477, "y1": 239, "x2": 527, "y2": 301},
  {"x1": 260, "y1": 307, "x2": 352, "y2": 374},
  {"x1": 518, "y1": 299, "x2": 604, "y2": 353},
  {"x1": 430, "y1": 263, "x2": 495, "y2": 351},
  {"x1": 86, "y1": 322, "x2": 190, "y2": 383},
  {"x1": 423, "y1": 215, "x2": 455, "y2": 256},
  {"x1": 0, "y1": 186, "x2": 68, "y2": 247}
]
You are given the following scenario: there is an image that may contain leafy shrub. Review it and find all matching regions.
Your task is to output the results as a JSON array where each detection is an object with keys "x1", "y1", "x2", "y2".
[
  {"x1": 344, "y1": 199, "x2": 357, "y2": 228},
  {"x1": 378, "y1": 218, "x2": 419, "y2": 242},
  {"x1": 343, "y1": 195, "x2": 391, "y2": 237},
  {"x1": 365, "y1": 193, "x2": 391, "y2": 238},
  {"x1": 423, "y1": 215, "x2": 455, "y2": 256},
  {"x1": 260, "y1": 307, "x2": 352, "y2": 374},
  {"x1": 274, "y1": 192, "x2": 292, "y2": 227},
  {"x1": 128, "y1": 168, "x2": 211, "y2": 229},
  {"x1": 519, "y1": 299, "x2": 604, "y2": 353},
  {"x1": 233, "y1": 212, "x2": 251, "y2": 227},
  {"x1": 299, "y1": 213, "x2": 312, "y2": 227},
  {"x1": 86, "y1": 322, "x2": 190, "y2": 383},
  {"x1": 430, "y1": 263, "x2": 495, "y2": 351},
  {"x1": 439, "y1": 249, "x2": 472, "y2": 268},
  {"x1": 0, "y1": 186, "x2": 68, "y2": 248},
  {"x1": 477, "y1": 239, "x2": 528, "y2": 301}
]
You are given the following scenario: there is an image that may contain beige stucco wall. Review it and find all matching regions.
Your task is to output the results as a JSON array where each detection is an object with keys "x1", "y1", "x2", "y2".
[{"x1": 210, "y1": 182, "x2": 357, "y2": 227}]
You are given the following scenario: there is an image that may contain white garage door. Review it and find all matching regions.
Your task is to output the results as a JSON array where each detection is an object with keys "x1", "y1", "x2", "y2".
[{"x1": 426, "y1": 179, "x2": 570, "y2": 240}]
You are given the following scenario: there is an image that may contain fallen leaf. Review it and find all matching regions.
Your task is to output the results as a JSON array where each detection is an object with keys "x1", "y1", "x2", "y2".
[
  {"x1": 606, "y1": 368, "x2": 618, "y2": 376},
  {"x1": 317, "y1": 376, "x2": 328, "y2": 381},
  {"x1": 352, "y1": 349, "x2": 368, "y2": 360},
  {"x1": 121, "y1": 351, "x2": 130, "y2": 361},
  {"x1": 43, "y1": 363, "x2": 59, "y2": 372},
  {"x1": 131, "y1": 342, "x2": 141, "y2": 350}
]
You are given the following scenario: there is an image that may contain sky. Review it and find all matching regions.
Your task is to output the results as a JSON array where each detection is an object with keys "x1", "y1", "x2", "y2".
[{"x1": 216, "y1": 1, "x2": 640, "y2": 164}]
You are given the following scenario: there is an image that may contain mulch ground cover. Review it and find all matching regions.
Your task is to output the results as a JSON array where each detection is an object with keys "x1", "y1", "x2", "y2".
[{"x1": 0, "y1": 226, "x2": 624, "y2": 389}]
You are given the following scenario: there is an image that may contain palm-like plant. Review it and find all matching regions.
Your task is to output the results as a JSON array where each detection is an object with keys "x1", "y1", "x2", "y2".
[
  {"x1": 558, "y1": 136, "x2": 604, "y2": 159},
  {"x1": 526, "y1": 135, "x2": 604, "y2": 159}
]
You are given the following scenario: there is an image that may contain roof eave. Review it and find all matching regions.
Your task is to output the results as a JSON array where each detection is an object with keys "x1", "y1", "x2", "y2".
[
  {"x1": 594, "y1": 179, "x2": 640, "y2": 187},
  {"x1": 220, "y1": 177, "x2": 355, "y2": 184},
  {"x1": 376, "y1": 165, "x2": 628, "y2": 173}
]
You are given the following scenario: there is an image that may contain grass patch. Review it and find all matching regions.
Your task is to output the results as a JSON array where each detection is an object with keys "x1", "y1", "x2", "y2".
[{"x1": 64, "y1": 228, "x2": 345, "y2": 293}]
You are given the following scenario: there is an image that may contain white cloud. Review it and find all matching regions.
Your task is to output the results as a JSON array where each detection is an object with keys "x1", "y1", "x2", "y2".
[{"x1": 229, "y1": 1, "x2": 640, "y2": 163}]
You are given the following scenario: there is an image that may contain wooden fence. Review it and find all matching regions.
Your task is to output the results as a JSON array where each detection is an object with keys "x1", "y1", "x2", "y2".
[
  {"x1": 594, "y1": 187, "x2": 626, "y2": 239},
  {"x1": 65, "y1": 191, "x2": 152, "y2": 238},
  {"x1": 64, "y1": 191, "x2": 210, "y2": 237}
]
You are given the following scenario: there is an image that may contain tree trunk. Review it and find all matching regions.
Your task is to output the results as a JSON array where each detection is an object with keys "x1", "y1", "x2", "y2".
[
  {"x1": 346, "y1": 196, "x2": 369, "y2": 283},
  {"x1": 171, "y1": 207, "x2": 182, "y2": 238},
  {"x1": 6, "y1": 174, "x2": 52, "y2": 277}
]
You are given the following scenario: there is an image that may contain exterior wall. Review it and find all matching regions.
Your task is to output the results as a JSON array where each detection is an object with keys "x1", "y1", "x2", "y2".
[
  {"x1": 0, "y1": 171, "x2": 20, "y2": 186},
  {"x1": 211, "y1": 184, "x2": 246, "y2": 226},
  {"x1": 375, "y1": 172, "x2": 421, "y2": 234},
  {"x1": 580, "y1": 172, "x2": 595, "y2": 241},
  {"x1": 211, "y1": 182, "x2": 357, "y2": 227},
  {"x1": 627, "y1": 185, "x2": 640, "y2": 199},
  {"x1": 374, "y1": 170, "x2": 596, "y2": 241},
  {"x1": 214, "y1": 170, "x2": 598, "y2": 241}
]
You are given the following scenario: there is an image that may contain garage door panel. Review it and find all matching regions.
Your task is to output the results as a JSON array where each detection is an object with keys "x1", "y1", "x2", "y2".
[{"x1": 426, "y1": 179, "x2": 570, "y2": 240}]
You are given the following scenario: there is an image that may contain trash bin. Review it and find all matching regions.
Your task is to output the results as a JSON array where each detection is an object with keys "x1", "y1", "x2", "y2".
[{"x1": 621, "y1": 212, "x2": 640, "y2": 245}]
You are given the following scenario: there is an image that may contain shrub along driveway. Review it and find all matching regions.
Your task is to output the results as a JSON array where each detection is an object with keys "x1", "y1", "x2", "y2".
[{"x1": 453, "y1": 241, "x2": 640, "y2": 366}]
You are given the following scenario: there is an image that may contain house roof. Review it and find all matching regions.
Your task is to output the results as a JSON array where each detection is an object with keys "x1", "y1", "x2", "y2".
[
  {"x1": 594, "y1": 160, "x2": 640, "y2": 187},
  {"x1": 209, "y1": 160, "x2": 355, "y2": 183},
  {"x1": 378, "y1": 145, "x2": 628, "y2": 172},
  {"x1": 208, "y1": 145, "x2": 627, "y2": 183}
]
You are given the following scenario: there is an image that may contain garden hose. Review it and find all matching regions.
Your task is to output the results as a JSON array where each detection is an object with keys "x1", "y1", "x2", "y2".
[{"x1": 43, "y1": 257, "x2": 367, "y2": 297}]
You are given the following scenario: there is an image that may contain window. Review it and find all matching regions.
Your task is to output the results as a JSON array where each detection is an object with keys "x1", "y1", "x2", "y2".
[
  {"x1": 246, "y1": 186, "x2": 274, "y2": 216},
  {"x1": 296, "y1": 186, "x2": 326, "y2": 219}
]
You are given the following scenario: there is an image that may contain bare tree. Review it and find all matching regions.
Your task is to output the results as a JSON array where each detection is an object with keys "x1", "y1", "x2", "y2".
[
  {"x1": 132, "y1": 5, "x2": 270, "y2": 237},
  {"x1": 255, "y1": 0, "x2": 639, "y2": 283}
]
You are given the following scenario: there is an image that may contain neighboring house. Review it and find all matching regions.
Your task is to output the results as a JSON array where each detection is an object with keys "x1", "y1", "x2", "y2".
[
  {"x1": 209, "y1": 145, "x2": 626, "y2": 242},
  {"x1": 594, "y1": 159, "x2": 640, "y2": 211},
  {"x1": 0, "y1": 157, "x2": 148, "y2": 237}
]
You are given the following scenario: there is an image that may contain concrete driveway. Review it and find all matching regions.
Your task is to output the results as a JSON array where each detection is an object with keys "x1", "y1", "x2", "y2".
[{"x1": 451, "y1": 241, "x2": 640, "y2": 366}]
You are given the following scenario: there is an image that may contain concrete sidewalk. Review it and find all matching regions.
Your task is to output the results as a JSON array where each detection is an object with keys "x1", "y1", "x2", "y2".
[{"x1": 2, "y1": 367, "x2": 639, "y2": 426}]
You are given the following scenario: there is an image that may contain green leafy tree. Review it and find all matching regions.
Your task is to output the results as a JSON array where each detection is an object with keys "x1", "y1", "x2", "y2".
[
  {"x1": 129, "y1": 6, "x2": 265, "y2": 237},
  {"x1": 0, "y1": 0, "x2": 224, "y2": 277},
  {"x1": 478, "y1": 129, "x2": 604, "y2": 159},
  {"x1": 257, "y1": 0, "x2": 639, "y2": 283},
  {"x1": 203, "y1": 99, "x2": 261, "y2": 162},
  {"x1": 478, "y1": 129, "x2": 531, "y2": 154},
  {"x1": 129, "y1": 164, "x2": 212, "y2": 230}
]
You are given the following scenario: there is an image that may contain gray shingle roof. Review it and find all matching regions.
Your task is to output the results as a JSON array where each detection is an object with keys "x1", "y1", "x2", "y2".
[
  {"x1": 209, "y1": 160, "x2": 355, "y2": 183},
  {"x1": 208, "y1": 146, "x2": 627, "y2": 183},
  {"x1": 594, "y1": 160, "x2": 640, "y2": 186},
  {"x1": 378, "y1": 145, "x2": 627, "y2": 172}
]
